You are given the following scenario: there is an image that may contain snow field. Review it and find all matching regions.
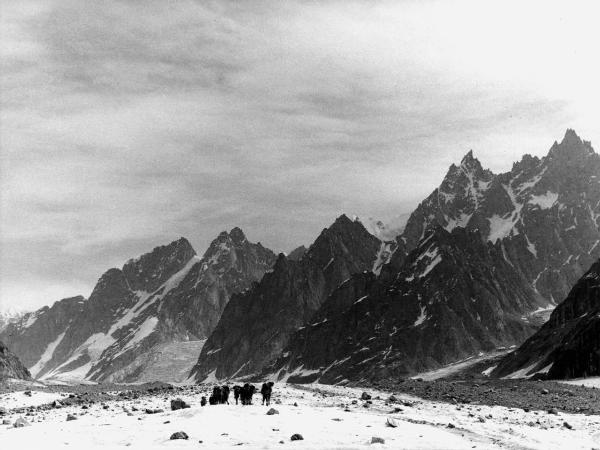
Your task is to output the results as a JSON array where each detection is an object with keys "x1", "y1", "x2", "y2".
[{"x1": 1, "y1": 384, "x2": 600, "y2": 449}]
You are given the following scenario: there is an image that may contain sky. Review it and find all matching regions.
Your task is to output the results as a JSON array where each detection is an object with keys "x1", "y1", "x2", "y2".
[{"x1": 1, "y1": 0, "x2": 599, "y2": 311}]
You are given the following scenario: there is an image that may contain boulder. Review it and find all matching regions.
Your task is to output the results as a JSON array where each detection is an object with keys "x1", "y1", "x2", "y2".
[
  {"x1": 13, "y1": 417, "x2": 30, "y2": 428},
  {"x1": 266, "y1": 408, "x2": 279, "y2": 415},
  {"x1": 290, "y1": 434, "x2": 304, "y2": 441},
  {"x1": 170, "y1": 398, "x2": 190, "y2": 411},
  {"x1": 371, "y1": 436, "x2": 385, "y2": 444},
  {"x1": 170, "y1": 431, "x2": 189, "y2": 440}
]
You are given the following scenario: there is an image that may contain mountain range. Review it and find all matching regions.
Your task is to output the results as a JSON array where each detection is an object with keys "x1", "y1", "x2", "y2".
[
  {"x1": 2, "y1": 129, "x2": 598, "y2": 386},
  {"x1": 0, "y1": 229, "x2": 276, "y2": 382},
  {"x1": 190, "y1": 129, "x2": 600, "y2": 383}
]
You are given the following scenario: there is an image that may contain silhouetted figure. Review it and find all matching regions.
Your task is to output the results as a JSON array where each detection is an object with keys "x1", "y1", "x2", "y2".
[
  {"x1": 240, "y1": 383, "x2": 256, "y2": 405},
  {"x1": 261, "y1": 381, "x2": 274, "y2": 406},
  {"x1": 200, "y1": 396, "x2": 207, "y2": 407},
  {"x1": 221, "y1": 385, "x2": 230, "y2": 404},
  {"x1": 209, "y1": 386, "x2": 222, "y2": 405},
  {"x1": 233, "y1": 385, "x2": 242, "y2": 405}
]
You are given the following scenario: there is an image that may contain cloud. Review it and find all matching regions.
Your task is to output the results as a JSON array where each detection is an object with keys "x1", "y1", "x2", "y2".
[{"x1": 1, "y1": 0, "x2": 599, "y2": 310}]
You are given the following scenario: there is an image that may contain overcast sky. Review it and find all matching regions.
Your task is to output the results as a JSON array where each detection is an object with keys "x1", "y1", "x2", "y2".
[{"x1": 1, "y1": 0, "x2": 599, "y2": 311}]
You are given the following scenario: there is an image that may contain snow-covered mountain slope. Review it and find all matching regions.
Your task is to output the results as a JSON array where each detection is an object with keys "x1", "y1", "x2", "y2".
[
  {"x1": 0, "y1": 230, "x2": 276, "y2": 383},
  {"x1": 493, "y1": 258, "x2": 600, "y2": 379},
  {"x1": 189, "y1": 214, "x2": 382, "y2": 382}
]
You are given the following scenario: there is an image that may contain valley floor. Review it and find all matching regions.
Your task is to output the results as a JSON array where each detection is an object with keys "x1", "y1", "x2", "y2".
[{"x1": 2, "y1": 382, "x2": 600, "y2": 449}]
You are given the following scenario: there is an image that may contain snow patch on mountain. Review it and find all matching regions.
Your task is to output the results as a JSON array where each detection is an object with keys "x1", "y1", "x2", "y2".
[
  {"x1": 29, "y1": 331, "x2": 66, "y2": 378},
  {"x1": 487, "y1": 183, "x2": 525, "y2": 242},
  {"x1": 516, "y1": 166, "x2": 547, "y2": 192},
  {"x1": 406, "y1": 246, "x2": 442, "y2": 281},
  {"x1": 119, "y1": 316, "x2": 158, "y2": 354},
  {"x1": 413, "y1": 306, "x2": 428, "y2": 326},
  {"x1": 372, "y1": 241, "x2": 394, "y2": 275},
  {"x1": 444, "y1": 212, "x2": 472, "y2": 232},
  {"x1": 529, "y1": 191, "x2": 559, "y2": 209}
]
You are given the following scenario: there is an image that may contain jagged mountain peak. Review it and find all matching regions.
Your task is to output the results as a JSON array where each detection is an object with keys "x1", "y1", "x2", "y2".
[
  {"x1": 547, "y1": 128, "x2": 595, "y2": 162},
  {"x1": 460, "y1": 149, "x2": 480, "y2": 168},
  {"x1": 214, "y1": 227, "x2": 246, "y2": 242},
  {"x1": 511, "y1": 153, "x2": 542, "y2": 173},
  {"x1": 229, "y1": 226, "x2": 246, "y2": 242},
  {"x1": 306, "y1": 214, "x2": 377, "y2": 263},
  {"x1": 334, "y1": 213, "x2": 354, "y2": 226},
  {"x1": 202, "y1": 227, "x2": 254, "y2": 265},
  {"x1": 562, "y1": 128, "x2": 583, "y2": 146},
  {"x1": 440, "y1": 151, "x2": 494, "y2": 197}
]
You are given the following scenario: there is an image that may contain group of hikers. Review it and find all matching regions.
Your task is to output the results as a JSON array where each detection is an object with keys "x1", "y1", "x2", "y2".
[{"x1": 199, "y1": 382, "x2": 274, "y2": 407}]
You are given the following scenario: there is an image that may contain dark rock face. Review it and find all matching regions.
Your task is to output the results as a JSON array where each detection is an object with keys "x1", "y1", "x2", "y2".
[
  {"x1": 0, "y1": 341, "x2": 31, "y2": 380},
  {"x1": 493, "y1": 259, "x2": 600, "y2": 379},
  {"x1": 267, "y1": 129, "x2": 600, "y2": 382},
  {"x1": 189, "y1": 214, "x2": 382, "y2": 381},
  {"x1": 0, "y1": 231, "x2": 276, "y2": 383},
  {"x1": 269, "y1": 227, "x2": 543, "y2": 383}
]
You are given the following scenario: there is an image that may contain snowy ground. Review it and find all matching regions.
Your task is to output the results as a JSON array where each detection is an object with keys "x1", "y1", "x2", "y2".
[
  {"x1": 560, "y1": 377, "x2": 600, "y2": 388},
  {"x1": 0, "y1": 389, "x2": 67, "y2": 409},
  {"x1": 2, "y1": 383, "x2": 600, "y2": 449}
]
